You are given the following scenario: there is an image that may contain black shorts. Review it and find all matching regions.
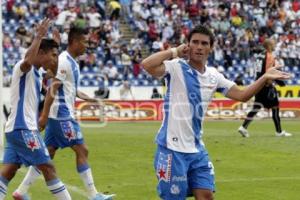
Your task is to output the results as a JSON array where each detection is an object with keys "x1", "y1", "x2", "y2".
[{"x1": 254, "y1": 86, "x2": 279, "y2": 109}]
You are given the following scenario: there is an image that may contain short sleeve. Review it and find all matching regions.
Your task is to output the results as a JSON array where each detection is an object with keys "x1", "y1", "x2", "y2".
[
  {"x1": 216, "y1": 71, "x2": 236, "y2": 96},
  {"x1": 163, "y1": 58, "x2": 180, "y2": 76},
  {"x1": 13, "y1": 60, "x2": 25, "y2": 77},
  {"x1": 55, "y1": 60, "x2": 69, "y2": 81}
]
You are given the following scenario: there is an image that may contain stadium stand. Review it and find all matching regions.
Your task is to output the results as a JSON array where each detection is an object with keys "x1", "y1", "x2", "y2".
[{"x1": 2, "y1": 0, "x2": 300, "y2": 87}]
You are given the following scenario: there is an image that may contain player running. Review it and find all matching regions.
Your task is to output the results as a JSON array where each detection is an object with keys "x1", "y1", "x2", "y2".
[
  {"x1": 142, "y1": 25, "x2": 291, "y2": 200},
  {"x1": 12, "y1": 26, "x2": 114, "y2": 200}
]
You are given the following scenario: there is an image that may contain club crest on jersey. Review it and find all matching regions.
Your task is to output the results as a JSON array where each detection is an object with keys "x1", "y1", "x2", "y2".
[
  {"x1": 157, "y1": 152, "x2": 172, "y2": 182},
  {"x1": 60, "y1": 121, "x2": 76, "y2": 141},
  {"x1": 208, "y1": 74, "x2": 217, "y2": 84},
  {"x1": 22, "y1": 131, "x2": 41, "y2": 151}
]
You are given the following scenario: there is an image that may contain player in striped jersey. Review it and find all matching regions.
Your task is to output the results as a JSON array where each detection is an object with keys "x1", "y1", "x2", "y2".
[
  {"x1": 142, "y1": 25, "x2": 291, "y2": 200},
  {"x1": 1, "y1": 19, "x2": 72, "y2": 200}
]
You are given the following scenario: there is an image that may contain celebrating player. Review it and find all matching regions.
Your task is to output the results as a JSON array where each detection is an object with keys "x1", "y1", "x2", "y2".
[
  {"x1": 1, "y1": 18, "x2": 72, "y2": 200},
  {"x1": 238, "y1": 38, "x2": 292, "y2": 137},
  {"x1": 12, "y1": 26, "x2": 114, "y2": 200},
  {"x1": 142, "y1": 25, "x2": 291, "y2": 200}
]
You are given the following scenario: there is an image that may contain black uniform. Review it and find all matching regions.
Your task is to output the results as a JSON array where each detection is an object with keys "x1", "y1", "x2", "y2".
[
  {"x1": 241, "y1": 49, "x2": 284, "y2": 133},
  {"x1": 253, "y1": 50, "x2": 279, "y2": 109}
]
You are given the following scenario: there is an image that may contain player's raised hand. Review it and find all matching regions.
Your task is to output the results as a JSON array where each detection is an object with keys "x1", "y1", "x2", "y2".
[
  {"x1": 36, "y1": 18, "x2": 51, "y2": 38},
  {"x1": 52, "y1": 27, "x2": 61, "y2": 45},
  {"x1": 176, "y1": 44, "x2": 189, "y2": 58},
  {"x1": 264, "y1": 66, "x2": 292, "y2": 80}
]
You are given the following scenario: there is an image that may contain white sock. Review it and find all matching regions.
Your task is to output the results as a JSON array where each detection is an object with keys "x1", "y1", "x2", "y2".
[
  {"x1": 15, "y1": 166, "x2": 41, "y2": 195},
  {"x1": 78, "y1": 164, "x2": 98, "y2": 198},
  {"x1": 0, "y1": 176, "x2": 8, "y2": 200},
  {"x1": 47, "y1": 179, "x2": 71, "y2": 200}
]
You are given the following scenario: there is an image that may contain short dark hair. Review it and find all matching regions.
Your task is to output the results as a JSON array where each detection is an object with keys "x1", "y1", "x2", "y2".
[
  {"x1": 39, "y1": 38, "x2": 59, "y2": 52},
  {"x1": 68, "y1": 26, "x2": 88, "y2": 44},
  {"x1": 187, "y1": 25, "x2": 215, "y2": 46}
]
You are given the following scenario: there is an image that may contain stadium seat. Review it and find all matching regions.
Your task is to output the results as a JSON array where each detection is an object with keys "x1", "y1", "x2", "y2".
[
  {"x1": 143, "y1": 80, "x2": 149, "y2": 86},
  {"x1": 117, "y1": 73, "x2": 124, "y2": 80},
  {"x1": 82, "y1": 66, "x2": 90, "y2": 73},
  {"x1": 113, "y1": 80, "x2": 120, "y2": 86}
]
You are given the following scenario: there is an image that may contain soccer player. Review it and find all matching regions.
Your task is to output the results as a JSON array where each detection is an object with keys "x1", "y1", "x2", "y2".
[
  {"x1": 238, "y1": 39, "x2": 292, "y2": 137},
  {"x1": 0, "y1": 19, "x2": 72, "y2": 200},
  {"x1": 141, "y1": 25, "x2": 291, "y2": 200},
  {"x1": 12, "y1": 27, "x2": 115, "y2": 200}
]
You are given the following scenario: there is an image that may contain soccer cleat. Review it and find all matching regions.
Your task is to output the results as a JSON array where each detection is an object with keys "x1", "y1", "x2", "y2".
[
  {"x1": 275, "y1": 130, "x2": 292, "y2": 137},
  {"x1": 238, "y1": 126, "x2": 249, "y2": 137},
  {"x1": 12, "y1": 191, "x2": 30, "y2": 200},
  {"x1": 90, "y1": 193, "x2": 116, "y2": 200}
]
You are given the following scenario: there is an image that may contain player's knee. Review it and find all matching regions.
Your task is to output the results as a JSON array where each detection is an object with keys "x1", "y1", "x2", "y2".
[
  {"x1": 47, "y1": 146, "x2": 56, "y2": 159},
  {"x1": 196, "y1": 192, "x2": 214, "y2": 200},
  {"x1": 77, "y1": 145, "x2": 89, "y2": 158},
  {"x1": 37, "y1": 163, "x2": 56, "y2": 177}
]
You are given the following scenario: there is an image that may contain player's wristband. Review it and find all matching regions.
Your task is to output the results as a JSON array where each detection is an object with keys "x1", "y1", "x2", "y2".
[{"x1": 171, "y1": 47, "x2": 178, "y2": 58}]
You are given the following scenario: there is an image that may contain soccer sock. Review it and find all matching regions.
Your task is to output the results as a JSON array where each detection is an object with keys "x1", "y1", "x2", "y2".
[
  {"x1": 0, "y1": 176, "x2": 8, "y2": 199},
  {"x1": 47, "y1": 179, "x2": 71, "y2": 200},
  {"x1": 242, "y1": 104, "x2": 261, "y2": 128},
  {"x1": 272, "y1": 107, "x2": 282, "y2": 133},
  {"x1": 77, "y1": 163, "x2": 98, "y2": 198},
  {"x1": 15, "y1": 166, "x2": 41, "y2": 195}
]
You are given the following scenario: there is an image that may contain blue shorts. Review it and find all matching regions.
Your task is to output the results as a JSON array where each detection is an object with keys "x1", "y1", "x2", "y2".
[
  {"x1": 3, "y1": 130, "x2": 51, "y2": 167},
  {"x1": 44, "y1": 118, "x2": 84, "y2": 149},
  {"x1": 154, "y1": 145, "x2": 215, "y2": 200}
]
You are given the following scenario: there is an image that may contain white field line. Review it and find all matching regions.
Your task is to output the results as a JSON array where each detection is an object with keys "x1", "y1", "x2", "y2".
[
  {"x1": 19, "y1": 168, "x2": 88, "y2": 198},
  {"x1": 217, "y1": 176, "x2": 300, "y2": 183}
]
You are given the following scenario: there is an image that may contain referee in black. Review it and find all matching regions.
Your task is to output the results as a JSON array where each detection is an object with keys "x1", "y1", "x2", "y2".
[{"x1": 238, "y1": 39, "x2": 292, "y2": 137}]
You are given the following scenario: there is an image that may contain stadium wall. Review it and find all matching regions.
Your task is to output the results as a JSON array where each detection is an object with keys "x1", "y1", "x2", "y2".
[
  {"x1": 75, "y1": 99, "x2": 300, "y2": 121},
  {"x1": 3, "y1": 86, "x2": 300, "y2": 102}
]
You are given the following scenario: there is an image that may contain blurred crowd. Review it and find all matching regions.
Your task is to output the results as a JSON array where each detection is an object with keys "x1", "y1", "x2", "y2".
[
  {"x1": 2, "y1": 0, "x2": 300, "y2": 89},
  {"x1": 128, "y1": 0, "x2": 300, "y2": 85}
]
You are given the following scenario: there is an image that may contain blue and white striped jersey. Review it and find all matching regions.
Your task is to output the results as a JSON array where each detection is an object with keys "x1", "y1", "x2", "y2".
[
  {"x1": 5, "y1": 60, "x2": 42, "y2": 132},
  {"x1": 156, "y1": 58, "x2": 235, "y2": 153},
  {"x1": 49, "y1": 51, "x2": 80, "y2": 120}
]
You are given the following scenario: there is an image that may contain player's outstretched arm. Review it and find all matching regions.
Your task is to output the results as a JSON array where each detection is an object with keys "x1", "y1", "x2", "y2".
[
  {"x1": 20, "y1": 18, "x2": 51, "y2": 73},
  {"x1": 141, "y1": 44, "x2": 189, "y2": 78},
  {"x1": 39, "y1": 78, "x2": 62, "y2": 131},
  {"x1": 226, "y1": 66, "x2": 291, "y2": 102}
]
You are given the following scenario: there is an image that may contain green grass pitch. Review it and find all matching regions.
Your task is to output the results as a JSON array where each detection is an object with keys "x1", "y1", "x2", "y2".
[{"x1": 2, "y1": 120, "x2": 299, "y2": 200}]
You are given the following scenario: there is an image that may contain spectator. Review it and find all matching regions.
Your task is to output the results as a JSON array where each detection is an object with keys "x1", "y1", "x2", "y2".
[
  {"x1": 3, "y1": 69, "x2": 12, "y2": 87},
  {"x1": 151, "y1": 88, "x2": 162, "y2": 99},
  {"x1": 104, "y1": 60, "x2": 118, "y2": 83},
  {"x1": 119, "y1": 81, "x2": 134, "y2": 100},
  {"x1": 94, "y1": 75, "x2": 110, "y2": 99},
  {"x1": 87, "y1": 7, "x2": 102, "y2": 29},
  {"x1": 121, "y1": 46, "x2": 132, "y2": 77},
  {"x1": 109, "y1": 0, "x2": 121, "y2": 20},
  {"x1": 132, "y1": 49, "x2": 142, "y2": 77}
]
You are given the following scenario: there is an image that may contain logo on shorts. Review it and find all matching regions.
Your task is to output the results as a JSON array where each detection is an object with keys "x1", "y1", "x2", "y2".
[
  {"x1": 157, "y1": 153, "x2": 172, "y2": 183},
  {"x1": 22, "y1": 131, "x2": 41, "y2": 151},
  {"x1": 61, "y1": 121, "x2": 76, "y2": 141},
  {"x1": 170, "y1": 184, "x2": 180, "y2": 195}
]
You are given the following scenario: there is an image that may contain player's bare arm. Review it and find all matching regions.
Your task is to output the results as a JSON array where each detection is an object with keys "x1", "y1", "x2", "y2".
[
  {"x1": 20, "y1": 18, "x2": 51, "y2": 73},
  {"x1": 141, "y1": 44, "x2": 189, "y2": 78},
  {"x1": 39, "y1": 78, "x2": 62, "y2": 130},
  {"x1": 226, "y1": 66, "x2": 291, "y2": 102}
]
